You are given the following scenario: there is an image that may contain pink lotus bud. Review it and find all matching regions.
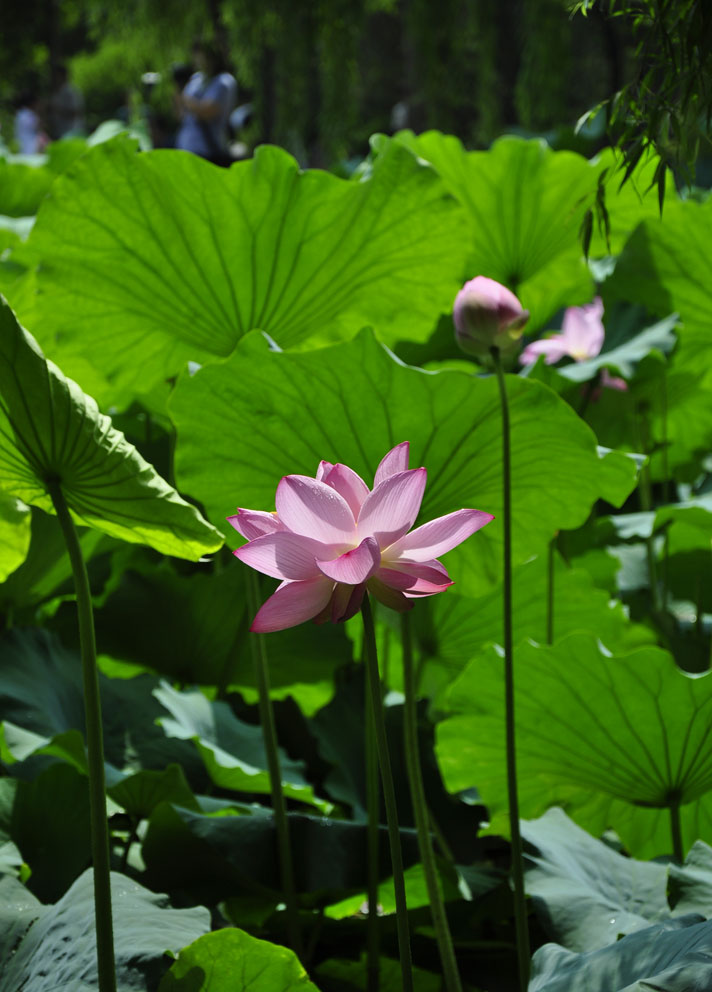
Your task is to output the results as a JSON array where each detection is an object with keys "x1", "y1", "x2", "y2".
[{"x1": 453, "y1": 276, "x2": 529, "y2": 357}]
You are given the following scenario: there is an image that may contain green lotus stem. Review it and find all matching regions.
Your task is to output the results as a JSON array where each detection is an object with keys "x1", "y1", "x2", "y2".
[
  {"x1": 546, "y1": 537, "x2": 555, "y2": 645},
  {"x1": 491, "y1": 348, "x2": 531, "y2": 992},
  {"x1": 361, "y1": 594, "x2": 413, "y2": 992},
  {"x1": 429, "y1": 807, "x2": 456, "y2": 863},
  {"x1": 636, "y1": 406, "x2": 661, "y2": 613},
  {"x1": 577, "y1": 371, "x2": 600, "y2": 419},
  {"x1": 364, "y1": 646, "x2": 381, "y2": 992},
  {"x1": 402, "y1": 613, "x2": 462, "y2": 992},
  {"x1": 245, "y1": 569, "x2": 302, "y2": 958},
  {"x1": 47, "y1": 479, "x2": 116, "y2": 992},
  {"x1": 670, "y1": 798, "x2": 683, "y2": 864},
  {"x1": 661, "y1": 370, "x2": 670, "y2": 610}
]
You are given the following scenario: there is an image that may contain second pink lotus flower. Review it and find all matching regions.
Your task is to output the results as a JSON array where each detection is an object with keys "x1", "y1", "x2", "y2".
[{"x1": 229, "y1": 442, "x2": 494, "y2": 632}]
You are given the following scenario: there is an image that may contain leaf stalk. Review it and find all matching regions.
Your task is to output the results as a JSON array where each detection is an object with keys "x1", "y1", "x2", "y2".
[
  {"x1": 245, "y1": 568, "x2": 302, "y2": 958},
  {"x1": 47, "y1": 479, "x2": 117, "y2": 992},
  {"x1": 402, "y1": 612, "x2": 462, "y2": 992},
  {"x1": 491, "y1": 348, "x2": 531, "y2": 992},
  {"x1": 361, "y1": 594, "x2": 413, "y2": 992}
]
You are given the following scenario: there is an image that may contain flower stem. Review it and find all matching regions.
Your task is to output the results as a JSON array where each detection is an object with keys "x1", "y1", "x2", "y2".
[
  {"x1": 245, "y1": 569, "x2": 302, "y2": 958},
  {"x1": 661, "y1": 370, "x2": 670, "y2": 610},
  {"x1": 491, "y1": 348, "x2": 531, "y2": 992},
  {"x1": 364, "y1": 648, "x2": 381, "y2": 992},
  {"x1": 361, "y1": 595, "x2": 413, "y2": 992},
  {"x1": 402, "y1": 613, "x2": 462, "y2": 992},
  {"x1": 670, "y1": 797, "x2": 684, "y2": 864},
  {"x1": 47, "y1": 479, "x2": 116, "y2": 992},
  {"x1": 636, "y1": 406, "x2": 661, "y2": 613}
]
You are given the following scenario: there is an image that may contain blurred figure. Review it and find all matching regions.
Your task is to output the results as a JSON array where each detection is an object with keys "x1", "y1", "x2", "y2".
[
  {"x1": 48, "y1": 64, "x2": 85, "y2": 139},
  {"x1": 14, "y1": 90, "x2": 46, "y2": 154},
  {"x1": 176, "y1": 40, "x2": 236, "y2": 166}
]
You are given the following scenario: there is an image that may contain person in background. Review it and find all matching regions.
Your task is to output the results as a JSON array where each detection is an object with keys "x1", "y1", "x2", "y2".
[
  {"x1": 175, "y1": 40, "x2": 236, "y2": 166},
  {"x1": 14, "y1": 90, "x2": 46, "y2": 154},
  {"x1": 48, "y1": 64, "x2": 85, "y2": 139}
]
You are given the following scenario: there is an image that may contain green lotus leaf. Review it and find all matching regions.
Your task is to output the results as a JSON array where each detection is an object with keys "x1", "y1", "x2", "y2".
[
  {"x1": 523, "y1": 807, "x2": 670, "y2": 951},
  {"x1": 529, "y1": 916, "x2": 712, "y2": 992},
  {"x1": 171, "y1": 328, "x2": 637, "y2": 596},
  {"x1": 84, "y1": 558, "x2": 351, "y2": 715},
  {"x1": 410, "y1": 552, "x2": 653, "y2": 698},
  {"x1": 0, "y1": 157, "x2": 54, "y2": 217},
  {"x1": 0, "y1": 295, "x2": 222, "y2": 559},
  {"x1": 154, "y1": 682, "x2": 331, "y2": 812},
  {"x1": 588, "y1": 148, "x2": 678, "y2": 258},
  {"x1": 388, "y1": 131, "x2": 596, "y2": 331},
  {"x1": 158, "y1": 928, "x2": 319, "y2": 992},
  {"x1": 437, "y1": 633, "x2": 712, "y2": 859},
  {"x1": 20, "y1": 135, "x2": 465, "y2": 400},
  {"x1": 0, "y1": 490, "x2": 30, "y2": 582},
  {"x1": 0, "y1": 869, "x2": 209, "y2": 991}
]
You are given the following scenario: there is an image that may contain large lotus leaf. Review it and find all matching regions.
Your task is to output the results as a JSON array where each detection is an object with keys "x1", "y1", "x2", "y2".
[
  {"x1": 171, "y1": 328, "x2": 637, "y2": 597},
  {"x1": 606, "y1": 198, "x2": 712, "y2": 336},
  {"x1": 323, "y1": 858, "x2": 462, "y2": 919},
  {"x1": 0, "y1": 215, "x2": 34, "y2": 252},
  {"x1": 437, "y1": 634, "x2": 712, "y2": 859},
  {"x1": 0, "y1": 869, "x2": 209, "y2": 992},
  {"x1": 108, "y1": 764, "x2": 201, "y2": 820},
  {"x1": 0, "y1": 490, "x2": 30, "y2": 581},
  {"x1": 10, "y1": 760, "x2": 91, "y2": 901},
  {"x1": 0, "y1": 507, "x2": 114, "y2": 617},
  {"x1": 316, "y1": 955, "x2": 440, "y2": 992},
  {"x1": 411, "y1": 552, "x2": 653, "y2": 698},
  {"x1": 0, "y1": 157, "x2": 54, "y2": 217},
  {"x1": 154, "y1": 682, "x2": 330, "y2": 812},
  {"x1": 142, "y1": 801, "x2": 419, "y2": 902},
  {"x1": 20, "y1": 135, "x2": 465, "y2": 400},
  {"x1": 387, "y1": 131, "x2": 596, "y2": 332},
  {"x1": 0, "y1": 627, "x2": 207, "y2": 786},
  {"x1": 158, "y1": 928, "x2": 319, "y2": 992},
  {"x1": 0, "y1": 296, "x2": 222, "y2": 558},
  {"x1": 602, "y1": 200, "x2": 712, "y2": 476},
  {"x1": 529, "y1": 916, "x2": 712, "y2": 992},
  {"x1": 0, "y1": 778, "x2": 23, "y2": 877},
  {"x1": 603, "y1": 498, "x2": 712, "y2": 612},
  {"x1": 82, "y1": 558, "x2": 351, "y2": 715},
  {"x1": 581, "y1": 344, "x2": 712, "y2": 483},
  {"x1": 522, "y1": 808, "x2": 670, "y2": 952},
  {"x1": 587, "y1": 148, "x2": 678, "y2": 258},
  {"x1": 669, "y1": 841, "x2": 712, "y2": 917}
]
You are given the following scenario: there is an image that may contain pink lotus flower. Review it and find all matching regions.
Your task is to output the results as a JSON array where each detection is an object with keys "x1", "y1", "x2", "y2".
[
  {"x1": 453, "y1": 276, "x2": 530, "y2": 357},
  {"x1": 519, "y1": 297, "x2": 628, "y2": 393},
  {"x1": 519, "y1": 297, "x2": 605, "y2": 365},
  {"x1": 229, "y1": 442, "x2": 494, "y2": 633}
]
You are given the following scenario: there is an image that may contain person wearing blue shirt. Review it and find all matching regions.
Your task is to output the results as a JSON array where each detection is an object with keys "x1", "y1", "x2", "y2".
[{"x1": 176, "y1": 40, "x2": 236, "y2": 165}]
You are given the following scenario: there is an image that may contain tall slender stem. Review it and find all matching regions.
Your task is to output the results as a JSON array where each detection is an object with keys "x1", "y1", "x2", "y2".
[
  {"x1": 47, "y1": 480, "x2": 116, "y2": 992},
  {"x1": 361, "y1": 595, "x2": 413, "y2": 992},
  {"x1": 546, "y1": 538, "x2": 555, "y2": 645},
  {"x1": 670, "y1": 798, "x2": 683, "y2": 864},
  {"x1": 577, "y1": 372, "x2": 600, "y2": 419},
  {"x1": 661, "y1": 370, "x2": 670, "y2": 610},
  {"x1": 364, "y1": 649, "x2": 381, "y2": 992},
  {"x1": 636, "y1": 407, "x2": 660, "y2": 613},
  {"x1": 245, "y1": 569, "x2": 302, "y2": 957},
  {"x1": 491, "y1": 348, "x2": 531, "y2": 992},
  {"x1": 402, "y1": 613, "x2": 462, "y2": 992}
]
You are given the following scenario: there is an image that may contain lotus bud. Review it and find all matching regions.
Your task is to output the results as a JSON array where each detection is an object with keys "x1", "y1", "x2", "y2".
[{"x1": 453, "y1": 276, "x2": 529, "y2": 358}]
